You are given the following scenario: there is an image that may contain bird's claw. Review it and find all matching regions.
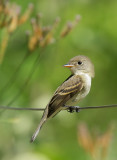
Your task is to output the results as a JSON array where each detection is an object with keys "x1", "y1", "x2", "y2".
[
  {"x1": 67, "y1": 106, "x2": 80, "y2": 113},
  {"x1": 68, "y1": 106, "x2": 74, "y2": 113}
]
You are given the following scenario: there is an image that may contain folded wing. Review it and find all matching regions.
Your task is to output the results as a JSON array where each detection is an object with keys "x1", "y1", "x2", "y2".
[{"x1": 47, "y1": 75, "x2": 83, "y2": 118}]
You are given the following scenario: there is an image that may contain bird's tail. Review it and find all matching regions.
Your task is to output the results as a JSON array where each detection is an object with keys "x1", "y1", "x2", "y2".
[{"x1": 30, "y1": 107, "x2": 48, "y2": 143}]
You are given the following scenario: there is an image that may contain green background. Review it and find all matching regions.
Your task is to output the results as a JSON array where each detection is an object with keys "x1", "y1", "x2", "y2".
[{"x1": 0, "y1": 0, "x2": 117, "y2": 159}]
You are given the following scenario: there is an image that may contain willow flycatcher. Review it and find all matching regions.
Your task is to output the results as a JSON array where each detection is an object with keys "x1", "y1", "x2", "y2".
[{"x1": 31, "y1": 55, "x2": 95, "y2": 142}]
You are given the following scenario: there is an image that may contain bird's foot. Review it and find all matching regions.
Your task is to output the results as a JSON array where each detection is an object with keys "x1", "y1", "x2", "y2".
[{"x1": 66, "y1": 106, "x2": 80, "y2": 113}]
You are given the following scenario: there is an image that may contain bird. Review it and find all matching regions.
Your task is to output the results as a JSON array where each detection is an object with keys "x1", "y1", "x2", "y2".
[{"x1": 30, "y1": 55, "x2": 95, "y2": 142}]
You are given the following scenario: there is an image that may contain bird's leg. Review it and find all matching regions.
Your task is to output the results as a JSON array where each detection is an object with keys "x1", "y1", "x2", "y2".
[
  {"x1": 68, "y1": 106, "x2": 75, "y2": 113},
  {"x1": 63, "y1": 105, "x2": 80, "y2": 113},
  {"x1": 68, "y1": 106, "x2": 80, "y2": 113}
]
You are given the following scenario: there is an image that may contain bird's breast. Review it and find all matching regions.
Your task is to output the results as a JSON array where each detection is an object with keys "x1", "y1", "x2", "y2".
[{"x1": 66, "y1": 73, "x2": 91, "y2": 106}]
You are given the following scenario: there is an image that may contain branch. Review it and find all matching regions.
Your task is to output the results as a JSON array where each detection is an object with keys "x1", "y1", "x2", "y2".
[
  {"x1": 0, "y1": 104, "x2": 117, "y2": 112},
  {"x1": 7, "y1": 48, "x2": 43, "y2": 106},
  {"x1": 0, "y1": 52, "x2": 29, "y2": 95}
]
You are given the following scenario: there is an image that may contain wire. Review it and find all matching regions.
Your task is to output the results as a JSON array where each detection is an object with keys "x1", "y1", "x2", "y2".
[
  {"x1": 0, "y1": 104, "x2": 117, "y2": 112},
  {"x1": 0, "y1": 106, "x2": 44, "y2": 111}
]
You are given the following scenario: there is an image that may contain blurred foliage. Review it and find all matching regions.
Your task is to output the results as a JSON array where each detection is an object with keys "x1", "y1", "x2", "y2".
[
  {"x1": 78, "y1": 122, "x2": 114, "y2": 160},
  {"x1": 0, "y1": 0, "x2": 117, "y2": 160}
]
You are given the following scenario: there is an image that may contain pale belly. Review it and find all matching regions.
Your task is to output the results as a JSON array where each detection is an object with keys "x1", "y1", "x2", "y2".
[
  {"x1": 65, "y1": 73, "x2": 91, "y2": 106},
  {"x1": 65, "y1": 86, "x2": 90, "y2": 107}
]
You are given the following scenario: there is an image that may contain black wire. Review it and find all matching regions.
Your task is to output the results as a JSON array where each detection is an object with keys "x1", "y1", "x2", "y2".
[
  {"x1": 0, "y1": 104, "x2": 117, "y2": 111},
  {"x1": 78, "y1": 104, "x2": 117, "y2": 110},
  {"x1": 0, "y1": 106, "x2": 44, "y2": 111}
]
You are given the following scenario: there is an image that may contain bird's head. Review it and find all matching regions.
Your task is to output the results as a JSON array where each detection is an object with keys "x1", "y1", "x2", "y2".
[{"x1": 64, "y1": 55, "x2": 95, "y2": 78}]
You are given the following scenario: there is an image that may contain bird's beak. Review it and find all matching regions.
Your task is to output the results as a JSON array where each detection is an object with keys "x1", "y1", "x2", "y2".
[{"x1": 63, "y1": 64, "x2": 74, "y2": 68}]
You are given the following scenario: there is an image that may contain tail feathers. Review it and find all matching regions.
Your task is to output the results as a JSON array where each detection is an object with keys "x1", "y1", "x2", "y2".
[
  {"x1": 30, "y1": 116, "x2": 47, "y2": 143},
  {"x1": 30, "y1": 107, "x2": 49, "y2": 143}
]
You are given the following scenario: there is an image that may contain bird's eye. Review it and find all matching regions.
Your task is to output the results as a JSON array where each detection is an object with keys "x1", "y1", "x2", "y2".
[{"x1": 78, "y1": 61, "x2": 82, "y2": 65}]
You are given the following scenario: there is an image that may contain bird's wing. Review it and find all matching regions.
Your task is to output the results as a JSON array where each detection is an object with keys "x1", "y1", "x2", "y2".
[{"x1": 47, "y1": 75, "x2": 84, "y2": 118}]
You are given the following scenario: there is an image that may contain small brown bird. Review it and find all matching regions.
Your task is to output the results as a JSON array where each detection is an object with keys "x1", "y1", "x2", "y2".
[{"x1": 31, "y1": 55, "x2": 95, "y2": 142}]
